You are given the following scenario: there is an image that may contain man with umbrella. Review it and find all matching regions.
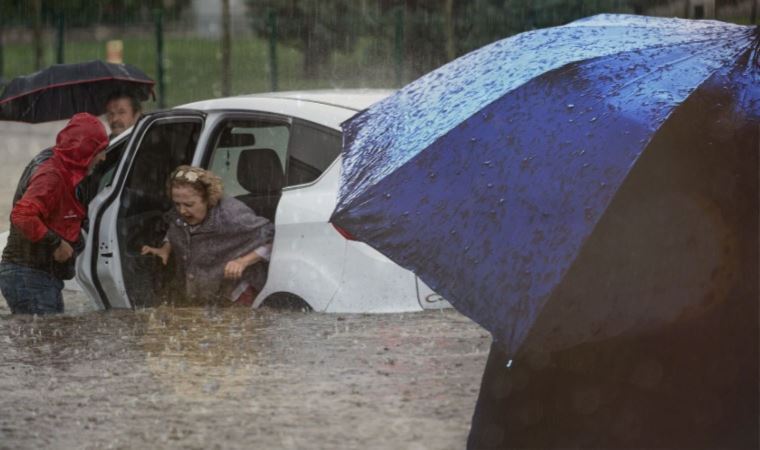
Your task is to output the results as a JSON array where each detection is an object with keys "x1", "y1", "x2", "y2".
[
  {"x1": 0, "y1": 113, "x2": 108, "y2": 314},
  {"x1": 104, "y1": 89, "x2": 142, "y2": 140}
]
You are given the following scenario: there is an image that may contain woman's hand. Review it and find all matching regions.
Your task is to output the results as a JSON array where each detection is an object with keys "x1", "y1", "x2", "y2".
[
  {"x1": 141, "y1": 243, "x2": 171, "y2": 266},
  {"x1": 224, "y1": 258, "x2": 247, "y2": 280},
  {"x1": 224, "y1": 250, "x2": 263, "y2": 280}
]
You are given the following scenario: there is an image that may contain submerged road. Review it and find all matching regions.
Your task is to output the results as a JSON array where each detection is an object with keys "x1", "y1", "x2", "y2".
[{"x1": 0, "y1": 121, "x2": 489, "y2": 449}]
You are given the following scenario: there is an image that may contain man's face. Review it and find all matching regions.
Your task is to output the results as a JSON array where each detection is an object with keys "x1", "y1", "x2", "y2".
[{"x1": 105, "y1": 97, "x2": 139, "y2": 138}]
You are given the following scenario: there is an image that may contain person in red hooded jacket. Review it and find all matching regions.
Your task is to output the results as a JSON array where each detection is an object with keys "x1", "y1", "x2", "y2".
[{"x1": 0, "y1": 113, "x2": 108, "y2": 315}]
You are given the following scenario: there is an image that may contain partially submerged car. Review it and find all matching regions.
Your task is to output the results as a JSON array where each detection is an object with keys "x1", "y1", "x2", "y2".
[{"x1": 73, "y1": 90, "x2": 450, "y2": 312}]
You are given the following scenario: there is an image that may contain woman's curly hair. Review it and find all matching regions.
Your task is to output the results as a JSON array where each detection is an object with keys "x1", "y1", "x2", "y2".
[{"x1": 167, "y1": 165, "x2": 224, "y2": 207}]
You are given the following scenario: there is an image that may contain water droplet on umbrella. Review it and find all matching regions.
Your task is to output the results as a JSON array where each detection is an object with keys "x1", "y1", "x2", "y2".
[{"x1": 566, "y1": 104, "x2": 575, "y2": 109}]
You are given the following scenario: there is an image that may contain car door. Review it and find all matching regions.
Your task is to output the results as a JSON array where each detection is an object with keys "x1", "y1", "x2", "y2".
[{"x1": 78, "y1": 111, "x2": 204, "y2": 309}]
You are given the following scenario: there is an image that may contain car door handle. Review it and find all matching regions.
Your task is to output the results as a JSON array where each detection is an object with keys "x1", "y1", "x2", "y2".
[{"x1": 100, "y1": 252, "x2": 113, "y2": 257}]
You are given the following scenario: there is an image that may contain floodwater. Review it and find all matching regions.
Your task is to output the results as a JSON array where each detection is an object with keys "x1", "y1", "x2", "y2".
[
  {"x1": 0, "y1": 304, "x2": 489, "y2": 449},
  {"x1": 0, "y1": 122, "x2": 490, "y2": 449}
]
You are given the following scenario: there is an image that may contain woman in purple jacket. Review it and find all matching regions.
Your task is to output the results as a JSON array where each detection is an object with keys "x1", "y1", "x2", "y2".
[{"x1": 141, "y1": 165, "x2": 273, "y2": 306}]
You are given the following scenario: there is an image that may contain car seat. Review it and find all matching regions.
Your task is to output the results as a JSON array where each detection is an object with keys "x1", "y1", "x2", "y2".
[{"x1": 235, "y1": 148, "x2": 284, "y2": 221}]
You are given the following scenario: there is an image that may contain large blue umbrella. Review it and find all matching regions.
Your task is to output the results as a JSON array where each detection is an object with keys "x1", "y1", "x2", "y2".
[{"x1": 331, "y1": 15, "x2": 759, "y2": 356}]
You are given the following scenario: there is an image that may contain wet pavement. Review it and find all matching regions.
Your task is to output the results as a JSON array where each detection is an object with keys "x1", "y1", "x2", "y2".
[{"x1": 0, "y1": 300, "x2": 489, "y2": 449}]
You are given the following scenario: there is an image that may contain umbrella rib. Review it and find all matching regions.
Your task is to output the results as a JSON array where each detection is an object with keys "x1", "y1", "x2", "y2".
[
  {"x1": 522, "y1": 37, "x2": 756, "y2": 345},
  {"x1": 546, "y1": 30, "x2": 754, "y2": 85},
  {"x1": 469, "y1": 35, "x2": 754, "y2": 351},
  {"x1": 400, "y1": 36, "x2": 753, "y2": 224},
  {"x1": 540, "y1": 33, "x2": 754, "y2": 123}
]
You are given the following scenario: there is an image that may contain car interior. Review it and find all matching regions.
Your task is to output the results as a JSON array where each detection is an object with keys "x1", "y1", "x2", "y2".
[{"x1": 234, "y1": 148, "x2": 284, "y2": 222}]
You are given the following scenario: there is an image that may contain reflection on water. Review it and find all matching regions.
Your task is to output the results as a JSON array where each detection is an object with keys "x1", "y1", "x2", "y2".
[{"x1": 0, "y1": 303, "x2": 489, "y2": 449}]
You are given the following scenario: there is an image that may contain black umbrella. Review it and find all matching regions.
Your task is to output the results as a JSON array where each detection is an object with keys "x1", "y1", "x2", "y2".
[{"x1": 0, "y1": 60, "x2": 154, "y2": 123}]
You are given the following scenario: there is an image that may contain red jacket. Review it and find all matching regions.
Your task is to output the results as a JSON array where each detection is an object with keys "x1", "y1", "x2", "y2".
[{"x1": 11, "y1": 113, "x2": 108, "y2": 244}]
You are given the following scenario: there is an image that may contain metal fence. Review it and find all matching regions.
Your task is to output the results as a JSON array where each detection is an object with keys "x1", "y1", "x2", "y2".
[{"x1": 0, "y1": 1, "x2": 756, "y2": 109}]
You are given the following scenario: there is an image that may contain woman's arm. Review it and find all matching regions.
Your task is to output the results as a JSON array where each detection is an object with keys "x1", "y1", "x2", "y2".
[
  {"x1": 223, "y1": 245, "x2": 270, "y2": 280},
  {"x1": 140, "y1": 241, "x2": 171, "y2": 266}
]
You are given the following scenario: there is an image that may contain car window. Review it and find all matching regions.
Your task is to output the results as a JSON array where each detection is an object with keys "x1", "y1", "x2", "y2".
[
  {"x1": 204, "y1": 117, "x2": 340, "y2": 220},
  {"x1": 286, "y1": 121, "x2": 342, "y2": 186},
  {"x1": 119, "y1": 118, "x2": 201, "y2": 233},
  {"x1": 124, "y1": 120, "x2": 200, "y2": 199},
  {"x1": 207, "y1": 119, "x2": 290, "y2": 198},
  {"x1": 95, "y1": 138, "x2": 129, "y2": 192}
]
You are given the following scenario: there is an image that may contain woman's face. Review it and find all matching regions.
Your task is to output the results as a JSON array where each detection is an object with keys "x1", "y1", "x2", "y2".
[{"x1": 171, "y1": 185, "x2": 209, "y2": 225}]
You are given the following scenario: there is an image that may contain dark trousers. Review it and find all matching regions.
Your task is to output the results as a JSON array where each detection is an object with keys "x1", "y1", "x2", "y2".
[{"x1": 0, "y1": 262, "x2": 64, "y2": 314}]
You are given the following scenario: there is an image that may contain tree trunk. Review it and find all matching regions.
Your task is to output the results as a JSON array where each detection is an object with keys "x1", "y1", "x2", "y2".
[
  {"x1": 301, "y1": 14, "x2": 325, "y2": 80},
  {"x1": 444, "y1": 0, "x2": 455, "y2": 62},
  {"x1": 302, "y1": 39, "x2": 324, "y2": 79},
  {"x1": 32, "y1": 0, "x2": 43, "y2": 70},
  {"x1": 221, "y1": 0, "x2": 231, "y2": 96}
]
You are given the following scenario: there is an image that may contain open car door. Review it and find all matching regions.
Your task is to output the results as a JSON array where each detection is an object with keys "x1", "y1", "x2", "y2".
[{"x1": 77, "y1": 111, "x2": 204, "y2": 308}]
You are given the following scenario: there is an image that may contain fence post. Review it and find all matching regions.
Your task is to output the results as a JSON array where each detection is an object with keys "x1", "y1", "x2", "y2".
[
  {"x1": 268, "y1": 9, "x2": 278, "y2": 92},
  {"x1": 394, "y1": 7, "x2": 404, "y2": 87},
  {"x1": 221, "y1": 0, "x2": 231, "y2": 97},
  {"x1": 155, "y1": 8, "x2": 166, "y2": 108},
  {"x1": 55, "y1": 13, "x2": 64, "y2": 64},
  {"x1": 32, "y1": 0, "x2": 43, "y2": 70},
  {"x1": 0, "y1": 19, "x2": 4, "y2": 84},
  {"x1": 752, "y1": 0, "x2": 758, "y2": 24}
]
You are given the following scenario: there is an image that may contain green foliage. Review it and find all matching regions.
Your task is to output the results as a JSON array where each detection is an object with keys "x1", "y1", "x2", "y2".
[
  {"x1": 0, "y1": 0, "x2": 191, "y2": 26},
  {"x1": 246, "y1": 0, "x2": 370, "y2": 77}
]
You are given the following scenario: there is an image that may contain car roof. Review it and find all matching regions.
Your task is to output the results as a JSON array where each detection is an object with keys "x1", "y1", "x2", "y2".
[{"x1": 177, "y1": 89, "x2": 394, "y2": 129}]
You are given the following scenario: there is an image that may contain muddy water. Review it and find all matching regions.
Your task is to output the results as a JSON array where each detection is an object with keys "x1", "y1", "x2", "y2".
[
  {"x1": 0, "y1": 122, "x2": 490, "y2": 448},
  {"x1": 0, "y1": 306, "x2": 489, "y2": 449}
]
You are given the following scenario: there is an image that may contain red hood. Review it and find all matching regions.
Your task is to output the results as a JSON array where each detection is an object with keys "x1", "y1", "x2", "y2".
[{"x1": 53, "y1": 113, "x2": 108, "y2": 185}]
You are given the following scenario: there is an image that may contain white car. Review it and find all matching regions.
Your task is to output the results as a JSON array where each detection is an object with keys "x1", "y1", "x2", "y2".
[{"x1": 72, "y1": 90, "x2": 450, "y2": 312}]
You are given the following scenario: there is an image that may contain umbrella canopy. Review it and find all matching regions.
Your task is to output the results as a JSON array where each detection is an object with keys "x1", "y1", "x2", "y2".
[
  {"x1": 0, "y1": 60, "x2": 154, "y2": 123},
  {"x1": 331, "y1": 14, "x2": 760, "y2": 356}
]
